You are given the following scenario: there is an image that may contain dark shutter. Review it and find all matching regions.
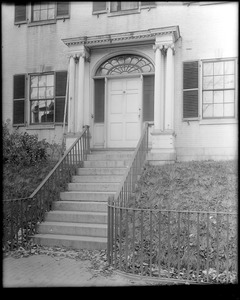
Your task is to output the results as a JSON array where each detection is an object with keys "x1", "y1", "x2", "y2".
[
  {"x1": 55, "y1": 71, "x2": 67, "y2": 122},
  {"x1": 141, "y1": 2, "x2": 156, "y2": 6},
  {"x1": 55, "y1": 98, "x2": 66, "y2": 123},
  {"x1": 55, "y1": 71, "x2": 67, "y2": 97},
  {"x1": 94, "y1": 79, "x2": 105, "y2": 123},
  {"x1": 143, "y1": 75, "x2": 154, "y2": 122},
  {"x1": 13, "y1": 74, "x2": 26, "y2": 125},
  {"x1": 92, "y1": 2, "x2": 107, "y2": 13},
  {"x1": 56, "y1": 2, "x2": 69, "y2": 17},
  {"x1": 15, "y1": 5, "x2": 27, "y2": 23},
  {"x1": 183, "y1": 61, "x2": 199, "y2": 119}
]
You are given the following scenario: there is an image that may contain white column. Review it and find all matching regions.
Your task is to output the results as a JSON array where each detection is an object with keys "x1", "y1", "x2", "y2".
[
  {"x1": 77, "y1": 52, "x2": 85, "y2": 132},
  {"x1": 164, "y1": 44, "x2": 174, "y2": 131},
  {"x1": 153, "y1": 44, "x2": 164, "y2": 131},
  {"x1": 68, "y1": 54, "x2": 75, "y2": 133}
]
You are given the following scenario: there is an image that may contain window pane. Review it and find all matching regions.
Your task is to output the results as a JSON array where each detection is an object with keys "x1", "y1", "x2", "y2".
[
  {"x1": 48, "y1": 3, "x2": 55, "y2": 9},
  {"x1": 45, "y1": 100, "x2": 54, "y2": 122},
  {"x1": 47, "y1": 74, "x2": 54, "y2": 86},
  {"x1": 224, "y1": 90, "x2": 234, "y2": 103},
  {"x1": 111, "y1": 2, "x2": 119, "y2": 11},
  {"x1": 203, "y1": 104, "x2": 213, "y2": 118},
  {"x1": 31, "y1": 87, "x2": 38, "y2": 99},
  {"x1": 31, "y1": 76, "x2": 38, "y2": 87},
  {"x1": 38, "y1": 87, "x2": 46, "y2": 99},
  {"x1": 203, "y1": 63, "x2": 213, "y2": 76},
  {"x1": 213, "y1": 104, "x2": 224, "y2": 117},
  {"x1": 39, "y1": 75, "x2": 47, "y2": 86},
  {"x1": 214, "y1": 62, "x2": 224, "y2": 75},
  {"x1": 31, "y1": 101, "x2": 39, "y2": 123},
  {"x1": 224, "y1": 103, "x2": 234, "y2": 117},
  {"x1": 203, "y1": 91, "x2": 213, "y2": 103},
  {"x1": 224, "y1": 75, "x2": 234, "y2": 88},
  {"x1": 214, "y1": 75, "x2": 224, "y2": 89},
  {"x1": 213, "y1": 91, "x2": 223, "y2": 103},
  {"x1": 40, "y1": 9, "x2": 48, "y2": 20},
  {"x1": 224, "y1": 61, "x2": 234, "y2": 74},
  {"x1": 33, "y1": 11, "x2": 40, "y2": 21},
  {"x1": 203, "y1": 76, "x2": 213, "y2": 90},
  {"x1": 121, "y1": 2, "x2": 139, "y2": 10},
  {"x1": 48, "y1": 8, "x2": 55, "y2": 19},
  {"x1": 46, "y1": 87, "x2": 54, "y2": 98}
]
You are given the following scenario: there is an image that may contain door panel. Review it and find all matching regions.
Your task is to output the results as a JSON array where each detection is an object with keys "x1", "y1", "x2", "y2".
[{"x1": 107, "y1": 77, "x2": 141, "y2": 147}]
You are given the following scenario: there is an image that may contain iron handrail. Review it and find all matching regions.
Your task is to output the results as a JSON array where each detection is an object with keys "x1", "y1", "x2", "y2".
[
  {"x1": 3, "y1": 125, "x2": 90, "y2": 251},
  {"x1": 110, "y1": 122, "x2": 149, "y2": 208},
  {"x1": 30, "y1": 126, "x2": 89, "y2": 198}
]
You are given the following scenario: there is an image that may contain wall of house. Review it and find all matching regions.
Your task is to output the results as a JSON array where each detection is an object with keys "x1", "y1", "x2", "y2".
[{"x1": 2, "y1": 2, "x2": 238, "y2": 160}]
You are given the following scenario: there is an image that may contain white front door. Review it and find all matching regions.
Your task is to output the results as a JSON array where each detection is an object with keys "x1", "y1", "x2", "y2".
[{"x1": 107, "y1": 77, "x2": 142, "y2": 148}]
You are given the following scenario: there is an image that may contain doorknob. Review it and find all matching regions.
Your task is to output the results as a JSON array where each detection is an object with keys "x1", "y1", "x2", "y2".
[{"x1": 138, "y1": 108, "x2": 141, "y2": 118}]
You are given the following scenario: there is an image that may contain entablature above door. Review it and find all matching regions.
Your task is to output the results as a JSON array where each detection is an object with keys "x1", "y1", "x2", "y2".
[{"x1": 62, "y1": 26, "x2": 181, "y2": 50}]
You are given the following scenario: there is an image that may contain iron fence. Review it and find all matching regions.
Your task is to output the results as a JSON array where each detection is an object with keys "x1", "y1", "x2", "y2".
[
  {"x1": 3, "y1": 126, "x2": 90, "y2": 251},
  {"x1": 107, "y1": 122, "x2": 237, "y2": 284},
  {"x1": 107, "y1": 203, "x2": 238, "y2": 284}
]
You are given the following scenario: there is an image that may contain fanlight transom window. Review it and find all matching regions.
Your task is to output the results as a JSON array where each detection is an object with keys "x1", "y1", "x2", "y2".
[{"x1": 96, "y1": 54, "x2": 154, "y2": 76}]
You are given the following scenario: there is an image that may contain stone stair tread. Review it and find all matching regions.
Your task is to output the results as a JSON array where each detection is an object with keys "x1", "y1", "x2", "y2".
[
  {"x1": 34, "y1": 233, "x2": 107, "y2": 242},
  {"x1": 39, "y1": 221, "x2": 107, "y2": 228},
  {"x1": 48, "y1": 210, "x2": 107, "y2": 216}
]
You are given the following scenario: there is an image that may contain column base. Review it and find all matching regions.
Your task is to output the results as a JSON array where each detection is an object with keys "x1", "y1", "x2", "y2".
[{"x1": 147, "y1": 130, "x2": 176, "y2": 165}]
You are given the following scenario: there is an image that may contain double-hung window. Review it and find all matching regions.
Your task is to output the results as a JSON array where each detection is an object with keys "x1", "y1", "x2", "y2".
[
  {"x1": 13, "y1": 71, "x2": 67, "y2": 126},
  {"x1": 14, "y1": 3, "x2": 69, "y2": 25},
  {"x1": 183, "y1": 58, "x2": 237, "y2": 121},
  {"x1": 30, "y1": 72, "x2": 67, "y2": 124},
  {"x1": 202, "y1": 60, "x2": 236, "y2": 118}
]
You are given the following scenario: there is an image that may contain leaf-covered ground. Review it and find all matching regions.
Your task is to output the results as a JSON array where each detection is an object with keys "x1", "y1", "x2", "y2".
[{"x1": 133, "y1": 160, "x2": 238, "y2": 212}]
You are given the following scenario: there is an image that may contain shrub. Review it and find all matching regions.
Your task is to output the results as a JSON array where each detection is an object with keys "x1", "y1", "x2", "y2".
[{"x1": 3, "y1": 120, "x2": 49, "y2": 167}]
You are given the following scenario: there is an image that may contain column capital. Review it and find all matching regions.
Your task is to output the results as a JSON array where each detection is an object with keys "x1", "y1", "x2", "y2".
[
  {"x1": 164, "y1": 43, "x2": 175, "y2": 55},
  {"x1": 67, "y1": 47, "x2": 90, "y2": 63}
]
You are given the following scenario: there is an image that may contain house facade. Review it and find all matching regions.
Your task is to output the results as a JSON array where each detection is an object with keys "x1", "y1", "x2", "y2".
[{"x1": 2, "y1": 2, "x2": 238, "y2": 163}]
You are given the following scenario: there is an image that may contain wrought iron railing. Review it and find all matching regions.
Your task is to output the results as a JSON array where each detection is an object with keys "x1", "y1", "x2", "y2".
[
  {"x1": 3, "y1": 126, "x2": 90, "y2": 251},
  {"x1": 107, "y1": 205, "x2": 237, "y2": 284},
  {"x1": 107, "y1": 122, "x2": 238, "y2": 284},
  {"x1": 107, "y1": 122, "x2": 150, "y2": 260}
]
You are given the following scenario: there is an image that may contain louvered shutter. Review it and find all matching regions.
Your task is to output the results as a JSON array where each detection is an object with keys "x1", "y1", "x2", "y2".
[
  {"x1": 143, "y1": 75, "x2": 154, "y2": 122},
  {"x1": 15, "y1": 5, "x2": 27, "y2": 24},
  {"x1": 92, "y1": 2, "x2": 107, "y2": 13},
  {"x1": 55, "y1": 71, "x2": 67, "y2": 123},
  {"x1": 94, "y1": 79, "x2": 105, "y2": 123},
  {"x1": 13, "y1": 74, "x2": 26, "y2": 125},
  {"x1": 56, "y1": 2, "x2": 69, "y2": 18},
  {"x1": 183, "y1": 61, "x2": 199, "y2": 119}
]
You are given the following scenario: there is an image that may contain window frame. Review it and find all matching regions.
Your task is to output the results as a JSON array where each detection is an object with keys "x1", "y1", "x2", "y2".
[
  {"x1": 182, "y1": 57, "x2": 238, "y2": 123},
  {"x1": 92, "y1": 2, "x2": 156, "y2": 17},
  {"x1": 19, "y1": 3, "x2": 70, "y2": 27},
  {"x1": 29, "y1": 71, "x2": 67, "y2": 126},
  {"x1": 201, "y1": 58, "x2": 237, "y2": 120}
]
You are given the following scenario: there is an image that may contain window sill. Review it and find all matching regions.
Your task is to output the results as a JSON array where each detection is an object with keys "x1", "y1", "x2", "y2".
[
  {"x1": 199, "y1": 119, "x2": 238, "y2": 125},
  {"x1": 28, "y1": 20, "x2": 57, "y2": 27},
  {"x1": 108, "y1": 10, "x2": 140, "y2": 17}
]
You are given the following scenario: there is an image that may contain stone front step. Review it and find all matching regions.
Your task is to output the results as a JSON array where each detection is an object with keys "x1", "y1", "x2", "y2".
[
  {"x1": 60, "y1": 191, "x2": 114, "y2": 201},
  {"x1": 52, "y1": 201, "x2": 107, "y2": 212},
  {"x1": 45, "y1": 210, "x2": 107, "y2": 224},
  {"x1": 33, "y1": 234, "x2": 107, "y2": 250},
  {"x1": 37, "y1": 221, "x2": 107, "y2": 237},
  {"x1": 87, "y1": 153, "x2": 133, "y2": 161},
  {"x1": 67, "y1": 182, "x2": 119, "y2": 192},
  {"x1": 77, "y1": 167, "x2": 126, "y2": 176},
  {"x1": 83, "y1": 160, "x2": 130, "y2": 168},
  {"x1": 72, "y1": 175, "x2": 123, "y2": 183}
]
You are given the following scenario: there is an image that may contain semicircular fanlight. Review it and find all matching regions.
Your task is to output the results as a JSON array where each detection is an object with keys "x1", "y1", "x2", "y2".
[{"x1": 96, "y1": 54, "x2": 154, "y2": 76}]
